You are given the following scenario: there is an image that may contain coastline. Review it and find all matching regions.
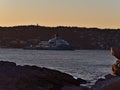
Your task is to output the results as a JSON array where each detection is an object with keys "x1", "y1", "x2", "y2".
[
  {"x1": 0, "y1": 25, "x2": 120, "y2": 50},
  {"x1": 0, "y1": 61, "x2": 88, "y2": 90},
  {"x1": 0, "y1": 61, "x2": 119, "y2": 90}
]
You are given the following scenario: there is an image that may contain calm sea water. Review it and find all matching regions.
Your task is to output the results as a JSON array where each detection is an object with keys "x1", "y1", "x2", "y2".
[{"x1": 0, "y1": 49, "x2": 115, "y2": 85}]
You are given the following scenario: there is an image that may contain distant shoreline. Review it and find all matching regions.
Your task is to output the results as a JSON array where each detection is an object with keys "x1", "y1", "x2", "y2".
[
  {"x1": 0, "y1": 25, "x2": 119, "y2": 50},
  {"x1": 0, "y1": 25, "x2": 120, "y2": 30}
]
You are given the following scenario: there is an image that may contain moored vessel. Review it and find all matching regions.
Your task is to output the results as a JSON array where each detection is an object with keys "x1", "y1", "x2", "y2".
[{"x1": 23, "y1": 34, "x2": 75, "y2": 50}]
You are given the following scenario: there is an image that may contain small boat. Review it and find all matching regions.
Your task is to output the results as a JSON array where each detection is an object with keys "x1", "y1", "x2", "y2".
[{"x1": 23, "y1": 34, "x2": 75, "y2": 50}]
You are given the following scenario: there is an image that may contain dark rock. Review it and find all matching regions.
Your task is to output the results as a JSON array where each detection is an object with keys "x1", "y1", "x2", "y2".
[
  {"x1": 0, "y1": 61, "x2": 16, "y2": 67},
  {"x1": 76, "y1": 78, "x2": 87, "y2": 84},
  {"x1": 62, "y1": 85, "x2": 90, "y2": 90},
  {"x1": 104, "y1": 74, "x2": 115, "y2": 79},
  {"x1": 111, "y1": 47, "x2": 120, "y2": 59},
  {"x1": 92, "y1": 74, "x2": 120, "y2": 90},
  {"x1": 112, "y1": 60, "x2": 120, "y2": 76},
  {"x1": 0, "y1": 61, "x2": 87, "y2": 90}
]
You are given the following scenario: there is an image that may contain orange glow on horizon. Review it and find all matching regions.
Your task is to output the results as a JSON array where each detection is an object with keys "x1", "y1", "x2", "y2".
[{"x1": 0, "y1": 0, "x2": 120, "y2": 29}]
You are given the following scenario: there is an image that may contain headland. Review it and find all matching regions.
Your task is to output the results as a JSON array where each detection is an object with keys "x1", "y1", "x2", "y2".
[{"x1": 0, "y1": 25, "x2": 120, "y2": 49}]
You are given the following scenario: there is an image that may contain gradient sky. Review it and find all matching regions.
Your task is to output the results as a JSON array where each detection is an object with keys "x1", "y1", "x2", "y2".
[{"x1": 0, "y1": 0, "x2": 120, "y2": 28}]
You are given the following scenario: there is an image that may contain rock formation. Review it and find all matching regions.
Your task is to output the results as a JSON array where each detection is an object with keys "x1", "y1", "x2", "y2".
[
  {"x1": 92, "y1": 48, "x2": 120, "y2": 90},
  {"x1": 111, "y1": 47, "x2": 120, "y2": 59},
  {"x1": 1, "y1": 48, "x2": 120, "y2": 90},
  {"x1": 112, "y1": 60, "x2": 120, "y2": 76},
  {"x1": 0, "y1": 61, "x2": 88, "y2": 90}
]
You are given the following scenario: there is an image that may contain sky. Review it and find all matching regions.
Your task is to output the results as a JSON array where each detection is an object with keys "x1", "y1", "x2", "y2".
[{"x1": 0, "y1": 0, "x2": 120, "y2": 29}]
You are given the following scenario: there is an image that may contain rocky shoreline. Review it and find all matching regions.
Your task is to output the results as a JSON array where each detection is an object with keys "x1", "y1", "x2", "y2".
[
  {"x1": 0, "y1": 48, "x2": 120, "y2": 90},
  {"x1": 0, "y1": 61, "x2": 120, "y2": 90},
  {"x1": 0, "y1": 61, "x2": 89, "y2": 90}
]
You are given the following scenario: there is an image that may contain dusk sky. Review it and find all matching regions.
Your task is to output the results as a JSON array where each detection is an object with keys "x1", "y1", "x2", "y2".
[{"x1": 0, "y1": 0, "x2": 120, "y2": 28}]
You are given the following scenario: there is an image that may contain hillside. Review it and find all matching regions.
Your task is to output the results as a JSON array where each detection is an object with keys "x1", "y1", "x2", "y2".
[{"x1": 0, "y1": 25, "x2": 120, "y2": 49}]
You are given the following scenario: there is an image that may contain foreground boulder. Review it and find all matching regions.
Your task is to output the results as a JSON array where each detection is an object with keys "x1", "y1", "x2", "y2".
[
  {"x1": 92, "y1": 74, "x2": 120, "y2": 90},
  {"x1": 92, "y1": 58, "x2": 120, "y2": 90},
  {"x1": 62, "y1": 86, "x2": 90, "y2": 90},
  {"x1": 0, "y1": 61, "x2": 87, "y2": 90}
]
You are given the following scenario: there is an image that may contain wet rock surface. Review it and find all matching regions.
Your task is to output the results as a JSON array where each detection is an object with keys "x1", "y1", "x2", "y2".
[{"x1": 0, "y1": 61, "x2": 88, "y2": 90}]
